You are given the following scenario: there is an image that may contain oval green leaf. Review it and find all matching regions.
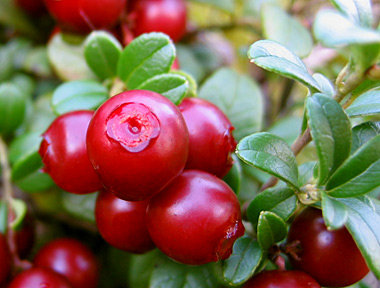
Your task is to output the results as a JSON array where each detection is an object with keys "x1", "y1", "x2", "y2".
[
  {"x1": 199, "y1": 68, "x2": 263, "y2": 140},
  {"x1": 84, "y1": 31, "x2": 122, "y2": 80},
  {"x1": 257, "y1": 211, "x2": 287, "y2": 251},
  {"x1": 137, "y1": 73, "x2": 188, "y2": 105},
  {"x1": 248, "y1": 40, "x2": 320, "y2": 91},
  {"x1": 346, "y1": 88, "x2": 380, "y2": 117},
  {"x1": 10, "y1": 199, "x2": 27, "y2": 231},
  {"x1": 306, "y1": 93, "x2": 352, "y2": 184},
  {"x1": 351, "y1": 121, "x2": 380, "y2": 154},
  {"x1": 223, "y1": 154, "x2": 242, "y2": 195},
  {"x1": 331, "y1": 0, "x2": 373, "y2": 28},
  {"x1": 52, "y1": 80, "x2": 108, "y2": 115},
  {"x1": 321, "y1": 192, "x2": 348, "y2": 230},
  {"x1": 118, "y1": 33, "x2": 175, "y2": 89},
  {"x1": 237, "y1": 132, "x2": 299, "y2": 189}
]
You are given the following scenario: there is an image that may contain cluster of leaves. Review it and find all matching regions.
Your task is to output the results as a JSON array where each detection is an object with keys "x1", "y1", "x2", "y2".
[{"x1": 0, "y1": 0, "x2": 379, "y2": 287}]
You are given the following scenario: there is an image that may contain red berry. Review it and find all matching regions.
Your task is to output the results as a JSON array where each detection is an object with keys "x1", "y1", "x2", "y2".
[
  {"x1": 95, "y1": 191, "x2": 155, "y2": 253},
  {"x1": 146, "y1": 170, "x2": 244, "y2": 265},
  {"x1": 39, "y1": 110, "x2": 102, "y2": 194},
  {"x1": 43, "y1": 0, "x2": 126, "y2": 33},
  {"x1": 179, "y1": 98, "x2": 236, "y2": 178},
  {"x1": 287, "y1": 207, "x2": 369, "y2": 287},
  {"x1": 34, "y1": 238, "x2": 99, "y2": 288},
  {"x1": 8, "y1": 267, "x2": 72, "y2": 288},
  {"x1": 86, "y1": 90, "x2": 189, "y2": 201},
  {"x1": 243, "y1": 270, "x2": 321, "y2": 288},
  {"x1": 15, "y1": 0, "x2": 46, "y2": 16},
  {"x1": 0, "y1": 234, "x2": 11, "y2": 285},
  {"x1": 15, "y1": 214, "x2": 35, "y2": 259},
  {"x1": 131, "y1": 0, "x2": 187, "y2": 42}
]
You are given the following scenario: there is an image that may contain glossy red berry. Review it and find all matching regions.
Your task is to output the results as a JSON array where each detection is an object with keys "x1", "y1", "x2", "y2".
[
  {"x1": 95, "y1": 191, "x2": 155, "y2": 253},
  {"x1": 179, "y1": 97, "x2": 236, "y2": 178},
  {"x1": 287, "y1": 207, "x2": 369, "y2": 287},
  {"x1": 0, "y1": 234, "x2": 11, "y2": 285},
  {"x1": 131, "y1": 0, "x2": 187, "y2": 42},
  {"x1": 39, "y1": 110, "x2": 102, "y2": 194},
  {"x1": 87, "y1": 90, "x2": 189, "y2": 201},
  {"x1": 243, "y1": 270, "x2": 321, "y2": 288},
  {"x1": 44, "y1": 0, "x2": 126, "y2": 33},
  {"x1": 16, "y1": 0, "x2": 46, "y2": 16},
  {"x1": 146, "y1": 170, "x2": 244, "y2": 265},
  {"x1": 8, "y1": 267, "x2": 72, "y2": 288},
  {"x1": 34, "y1": 238, "x2": 99, "y2": 288}
]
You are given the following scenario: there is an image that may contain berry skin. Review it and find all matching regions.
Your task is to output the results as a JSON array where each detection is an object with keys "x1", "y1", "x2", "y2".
[
  {"x1": 146, "y1": 170, "x2": 244, "y2": 265},
  {"x1": 243, "y1": 270, "x2": 321, "y2": 288},
  {"x1": 179, "y1": 97, "x2": 236, "y2": 178},
  {"x1": 287, "y1": 207, "x2": 369, "y2": 287},
  {"x1": 131, "y1": 0, "x2": 187, "y2": 42},
  {"x1": 44, "y1": 0, "x2": 126, "y2": 33},
  {"x1": 95, "y1": 191, "x2": 155, "y2": 253},
  {"x1": 0, "y1": 234, "x2": 11, "y2": 285},
  {"x1": 39, "y1": 110, "x2": 102, "y2": 194},
  {"x1": 34, "y1": 238, "x2": 99, "y2": 288},
  {"x1": 8, "y1": 267, "x2": 72, "y2": 288},
  {"x1": 86, "y1": 90, "x2": 189, "y2": 201}
]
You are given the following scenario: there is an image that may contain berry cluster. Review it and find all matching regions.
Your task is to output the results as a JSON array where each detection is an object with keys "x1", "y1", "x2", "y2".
[{"x1": 39, "y1": 90, "x2": 244, "y2": 265}]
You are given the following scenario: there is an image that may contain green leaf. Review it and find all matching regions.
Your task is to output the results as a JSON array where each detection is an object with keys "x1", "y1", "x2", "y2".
[
  {"x1": 321, "y1": 192, "x2": 348, "y2": 230},
  {"x1": 0, "y1": 82, "x2": 26, "y2": 136},
  {"x1": 171, "y1": 70, "x2": 198, "y2": 98},
  {"x1": 9, "y1": 199, "x2": 27, "y2": 231},
  {"x1": 149, "y1": 255, "x2": 219, "y2": 288},
  {"x1": 84, "y1": 31, "x2": 122, "y2": 80},
  {"x1": 298, "y1": 161, "x2": 317, "y2": 186},
  {"x1": 16, "y1": 170, "x2": 55, "y2": 193},
  {"x1": 313, "y1": 10, "x2": 380, "y2": 48},
  {"x1": 118, "y1": 33, "x2": 175, "y2": 89},
  {"x1": 236, "y1": 132, "x2": 299, "y2": 189},
  {"x1": 351, "y1": 121, "x2": 380, "y2": 153},
  {"x1": 326, "y1": 135, "x2": 380, "y2": 197},
  {"x1": 128, "y1": 250, "x2": 160, "y2": 288},
  {"x1": 199, "y1": 68, "x2": 263, "y2": 140},
  {"x1": 223, "y1": 154, "x2": 242, "y2": 195},
  {"x1": 262, "y1": 4, "x2": 313, "y2": 58},
  {"x1": 312, "y1": 73, "x2": 335, "y2": 97},
  {"x1": 215, "y1": 237, "x2": 263, "y2": 286},
  {"x1": 10, "y1": 74, "x2": 35, "y2": 96},
  {"x1": 306, "y1": 93, "x2": 352, "y2": 184},
  {"x1": 137, "y1": 73, "x2": 188, "y2": 105},
  {"x1": 337, "y1": 196, "x2": 380, "y2": 278},
  {"x1": 23, "y1": 47, "x2": 52, "y2": 78},
  {"x1": 48, "y1": 33, "x2": 96, "y2": 81},
  {"x1": 268, "y1": 115, "x2": 303, "y2": 146},
  {"x1": 27, "y1": 93, "x2": 56, "y2": 134},
  {"x1": 61, "y1": 192, "x2": 97, "y2": 223},
  {"x1": 52, "y1": 80, "x2": 108, "y2": 115},
  {"x1": 0, "y1": 47, "x2": 14, "y2": 82},
  {"x1": 187, "y1": 0, "x2": 235, "y2": 13},
  {"x1": 0, "y1": 202, "x2": 8, "y2": 234},
  {"x1": 331, "y1": 0, "x2": 373, "y2": 28},
  {"x1": 257, "y1": 211, "x2": 287, "y2": 250},
  {"x1": 248, "y1": 40, "x2": 320, "y2": 91},
  {"x1": 346, "y1": 88, "x2": 380, "y2": 117},
  {"x1": 247, "y1": 186, "x2": 297, "y2": 227}
]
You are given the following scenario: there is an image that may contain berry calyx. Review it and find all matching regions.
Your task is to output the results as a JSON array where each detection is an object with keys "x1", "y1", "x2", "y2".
[
  {"x1": 130, "y1": 0, "x2": 187, "y2": 42},
  {"x1": 86, "y1": 90, "x2": 189, "y2": 201},
  {"x1": 39, "y1": 110, "x2": 102, "y2": 194},
  {"x1": 179, "y1": 97, "x2": 236, "y2": 178},
  {"x1": 146, "y1": 170, "x2": 244, "y2": 265},
  {"x1": 34, "y1": 238, "x2": 99, "y2": 288},
  {"x1": 243, "y1": 270, "x2": 321, "y2": 288},
  {"x1": 95, "y1": 191, "x2": 155, "y2": 253},
  {"x1": 287, "y1": 207, "x2": 369, "y2": 287},
  {"x1": 8, "y1": 267, "x2": 72, "y2": 288},
  {"x1": 44, "y1": 0, "x2": 126, "y2": 33}
]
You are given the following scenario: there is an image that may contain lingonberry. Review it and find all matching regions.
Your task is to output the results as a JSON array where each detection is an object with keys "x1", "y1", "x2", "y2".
[
  {"x1": 95, "y1": 191, "x2": 155, "y2": 253},
  {"x1": 146, "y1": 170, "x2": 244, "y2": 265},
  {"x1": 16, "y1": 0, "x2": 46, "y2": 16},
  {"x1": 43, "y1": 0, "x2": 126, "y2": 33},
  {"x1": 130, "y1": 0, "x2": 187, "y2": 42},
  {"x1": 39, "y1": 110, "x2": 102, "y2": 194},
  {"x1": 287, "y1": 207, "x2": 369, "y2": 287},
  {"x1": 34, "y1": 238, "x2": 99, "y2": 288},
  {"x1": 0, "y1": 234, "x2": 11, "y2": 285},
  {"x1": 243, "y1": 270, "x2": 321, "y2": 288},
  {"x1": 86, "y1": 90, "x2": 189, "y2": 201},
  {"x1": 179, "y1": 97, "x2": 236, "y2": 178},
  {"x1": 8, "y1": 267, "x2": 72, "y2": 288}
]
